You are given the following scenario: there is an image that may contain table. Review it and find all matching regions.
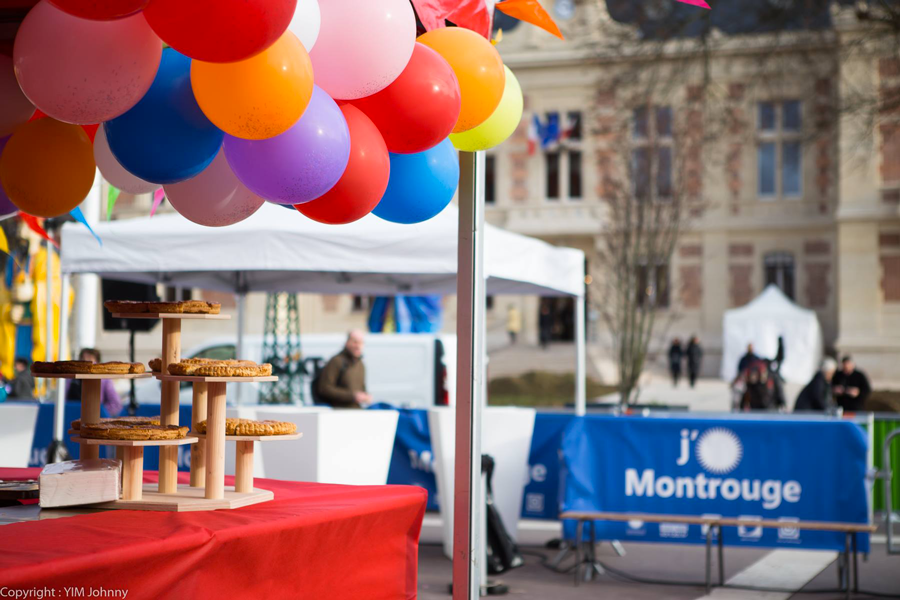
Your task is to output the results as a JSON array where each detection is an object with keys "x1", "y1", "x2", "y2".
[{"x1": 0, "y1": 468, "x2": 426, "y2": 600}]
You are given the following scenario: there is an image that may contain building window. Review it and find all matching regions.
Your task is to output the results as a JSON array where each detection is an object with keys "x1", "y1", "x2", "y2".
[
  {"x1": 541, "y1": 110, "x2": 583, "y2": 201},
  {"x1": 636, "y1": 263, "x2": 670, "y2": 308},
  {"x1": 632, "y1": 105, "x2": 673, "y2": 201},
  {"x1": 486, "y1": 295, "x2": 495, "y2": 310},
  {"x1": 351, "y1": 295, "x2": 371, "y2": 312},
  {"x1": 485, "y1": 155, "x2": 496, "y2": 204},
  {"x1": 757, "y1": 100, "x2": 802, "y2": 200},
  {"x1": 764, "y1": 251, "x2": 795, "y2": 300},
  {"x1": 546, "y1": 151, "x2": 560, "y2": 200}
]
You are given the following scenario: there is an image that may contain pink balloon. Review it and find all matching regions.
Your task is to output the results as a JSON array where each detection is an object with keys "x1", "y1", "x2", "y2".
[
  {"x1": 0, "y1": 55, "x2": 34, "y2": 137},
  {"x1": 13, "y1": 1, "x2": 162, "y2": 125},
  {"x1": 94, "y1": 124, "x2": 159, "y2": 195},
  {"x1": 164, "y1": 147, "x2": 264, "y2": 227},
  {"x1": 309, "y1": 0, "x2": 415, "y2": 100}
]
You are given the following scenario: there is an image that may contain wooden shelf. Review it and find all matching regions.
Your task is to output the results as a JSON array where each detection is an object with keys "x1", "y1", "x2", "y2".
[
  {"x1": 70, "y1": 435, "x2": 198, "y2": 447},
  {"x1": 96, "y1": 484, "x2": 274, "y2": 512},
  {"x1": 157, "y1": 374, "x2": 278, "y2": 383},
  {"x1": 112, "y1": 312, "x2": 231, "y2": 320},
  {"x1": 193, "y1": 432, "x2": 302, "y2": 442},
  {"x1": 33, "y1": 372, "x2": 152, "y2": 380}
]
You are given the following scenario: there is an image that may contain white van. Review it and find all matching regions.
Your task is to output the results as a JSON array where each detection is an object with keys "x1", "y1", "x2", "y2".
[{"x1": 133, "y1": 333, "x2": 456, "y2": 408}]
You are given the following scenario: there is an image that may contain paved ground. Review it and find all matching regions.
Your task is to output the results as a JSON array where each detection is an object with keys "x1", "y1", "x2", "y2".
[{"x1": 418, "y1": 541, "x2": 900, "y2": 599}]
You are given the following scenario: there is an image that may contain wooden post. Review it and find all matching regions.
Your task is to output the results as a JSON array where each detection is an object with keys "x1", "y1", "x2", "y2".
[
  {"x1": 115, "y1": 446, "x2": 125, "y2": 491},
  {"x1": 122, "y1": 446, "x2": 144, "y2": 501},
  {"x1": 159, "y1": 318, "x2": 181, "y2": 494},
  {"x1": 234, "y1": 441, "x2": 254, "y2": 493},
  {"x1": 204, "y1": 382, "x2": 227, "y2": 500},
  {"x1": 190, "y1": 382, "x2": 208, "y2": 487},
  {"x1": 80, "y1": 379, "x2": 102, "y2": 460}
]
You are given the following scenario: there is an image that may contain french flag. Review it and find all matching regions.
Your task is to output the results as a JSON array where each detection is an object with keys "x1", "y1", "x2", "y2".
[{"x1": 528, "y1": 114, "x2": 542, "y2": 155}]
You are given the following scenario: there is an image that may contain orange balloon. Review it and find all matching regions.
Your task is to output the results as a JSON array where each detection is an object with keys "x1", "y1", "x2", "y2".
[
  {"x1": 417, "y1": 28, "x2": 505, "y2": 133},
  {"x1": 0, "y1": 118, "x2": 94, "y2": 218},
  {"x1": 191, "y1": 31, "x2": 314, "y2": 140}
]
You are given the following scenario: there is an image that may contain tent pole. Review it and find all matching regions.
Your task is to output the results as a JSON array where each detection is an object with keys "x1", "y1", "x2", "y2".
[
  {"x1": 235, "y1": 275, "x2": 246, "y2": 405},
  {"x1": 453, "y1": 151, "x2": 486, "y2": 599},
  {"x1": 575, "y1": 289, "x2": 586, "y2": 416}
]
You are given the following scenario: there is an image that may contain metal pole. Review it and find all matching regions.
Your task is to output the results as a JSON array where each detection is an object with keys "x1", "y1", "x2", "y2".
[
  {"x1": 53, "y1": 274, "x2": 70, "y2": 444},
  {"x1": 235, "y1": 287, "x2": 246, "y2": 405},
  {"x1": 452, "y1": 151, "x2": 485, "y2": 600},
  {"x1": 74, "y1": 170, "x2": 101, "y2": 350},
  {"x1": 575, "y1": 289, "x2": 587, "y2": 416}
]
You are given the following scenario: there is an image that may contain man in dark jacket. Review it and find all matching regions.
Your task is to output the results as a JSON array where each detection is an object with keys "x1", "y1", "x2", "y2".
[
  {"x1": 831, "y1": 356, "x2": 871, "y2": 412},
  {"x1": 795, "y1": 357, "x2": 837, "y2": 412},
  {"x1": 737, "y1": 343, "x2": 760, "y2": 375},
  {"x1": 315, "y1": 330, "x2": 371, "y2": 408},
  {"x1": 686, "y1": 336, "x2": 703, "y2": 388},
  {"x1": 668, "y1": 338, "x2": 683, "y2": 387}
]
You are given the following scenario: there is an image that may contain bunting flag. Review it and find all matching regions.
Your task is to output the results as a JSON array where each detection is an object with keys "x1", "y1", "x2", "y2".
[
  {"x1": 107, "y1": 185, "x2": 120, "y2": 221},
  {"x1": 677, "y1": 0, "x2": 710, "y2": 7},
  {"x1": 495, "y1": 0, "x2": 563, "y2": 40},
  {"x1": 410, "y1": 0, "x2": 495, "y2": 39},
  {"x1": 20, "y1": 213, "x2": 58, "y2": 248},
  {"x1": 0, "y1": 226, "x2": 8, "y2": 256},
  {"x1": 70, "y1": 206, "x2": 102, "y2": 247},
  {"x1": 150, "y1": 187, "x2": 165, "y2": 217}
]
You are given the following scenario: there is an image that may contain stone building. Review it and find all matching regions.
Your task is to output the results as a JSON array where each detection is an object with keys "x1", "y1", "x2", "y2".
[{"x1": 483, "y1": 0, "x2": 899, "y2": 384}]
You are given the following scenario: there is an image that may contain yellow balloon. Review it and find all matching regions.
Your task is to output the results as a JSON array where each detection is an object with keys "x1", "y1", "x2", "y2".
[{"x1": 450, "y1": 66, "x2": 523, "y2": 152}]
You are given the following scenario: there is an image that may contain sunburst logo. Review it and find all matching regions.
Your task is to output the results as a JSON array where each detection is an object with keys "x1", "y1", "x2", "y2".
[{"x1": 695, "y1": 428, "x2": 743, "y2": 474}]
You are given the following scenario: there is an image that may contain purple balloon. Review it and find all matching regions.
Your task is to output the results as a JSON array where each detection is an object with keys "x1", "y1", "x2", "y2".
[
  {"x1": 224, "y1": 86, "x2": 351, "y2": 205},
  {"x1": 0, "y1": 136, "x2": 18, "y2": 216}
]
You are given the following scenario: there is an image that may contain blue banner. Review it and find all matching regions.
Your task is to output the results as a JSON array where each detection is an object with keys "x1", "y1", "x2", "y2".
[
  {"x1": 370, "y1": 403, "x2": 439, "y2": 510},
  {"x1": 561, "y1": 415, "x2": 870, "y2": 551},
  {"x1": 521, "y1": 412, "x2": 574, "y2": 519}
]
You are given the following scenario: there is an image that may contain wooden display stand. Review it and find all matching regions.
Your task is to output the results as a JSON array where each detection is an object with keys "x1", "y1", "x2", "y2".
[
  {"x1": 194, "y1": 432, "x2": 302, "y2": 493},
  {"x1": 35, "y1": 372, "x2": 152, "y2": 461},
  {"x1": 82, "y1": 310, "x2": 295, "y2": 512}
]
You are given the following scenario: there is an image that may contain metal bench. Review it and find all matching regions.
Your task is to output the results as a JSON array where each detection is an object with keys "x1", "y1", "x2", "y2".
[{"x1": 560, "y1": 510, "x2": 877, "y2": 599}]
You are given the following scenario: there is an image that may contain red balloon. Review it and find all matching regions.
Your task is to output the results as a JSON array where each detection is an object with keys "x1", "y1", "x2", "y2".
[
  {"x1": 48, "y1": 0, "x2": 149, "y2": 20},
  {"x1": 352, "y1": 43, "x2": 461, "y2": 154},
  {"x1": 29, "y1": 109, "x2": 98, "y2": 143},
  {"x1": 143, "y1": 0, "x2": 297, "y2": 63},
  {"x1": 295, "y1": 105, "x2": 389, "y2": 225}
]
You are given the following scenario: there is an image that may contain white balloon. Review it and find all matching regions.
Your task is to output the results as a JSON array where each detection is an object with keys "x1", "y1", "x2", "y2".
[
  {"x1": 93, "y1": 124, "x2": 160, "y2": 195},
  {"x1": 289, "y1": 0, "x2": 321, "y2": 51}
]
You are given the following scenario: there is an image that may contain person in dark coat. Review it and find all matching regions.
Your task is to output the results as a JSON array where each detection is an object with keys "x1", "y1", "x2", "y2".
[
  {"x1": 686, "y1": 336, "x2": 703, "y2": 388},
  {"x1": 831, "y1": 356, "x2": 871, "y2": 412},
  {"x1": 538, "y1": 304, "x2": 553, "y2": 350},
  {"x1": 315, "y1": 330, "x2": 371, "y2": 408},
  {"x1": 8, "y1": 357, "x2": 35, "y2": 400},
  {"x1": 794, "y1": 357, "x2": 837, "y2": 412},
  {"x1": 668, "y1": 338, "x2": 683, "y2": 387},
  {"x1": 737, "y1": 343, "x2": 760, "y2": 375}
]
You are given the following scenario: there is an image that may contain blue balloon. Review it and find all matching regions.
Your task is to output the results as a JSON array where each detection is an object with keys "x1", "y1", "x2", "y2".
[
  {"x1": 105, "y1": 49, "x2": 223, "y2": 184},
  {"x1": 372, "y1": 139, "x2": 459, "y2": 224}
]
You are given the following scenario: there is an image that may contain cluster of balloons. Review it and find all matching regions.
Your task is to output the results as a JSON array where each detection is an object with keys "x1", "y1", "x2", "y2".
[{"x1": 0, "y1": 0, "x2": 524, "y2": 227}]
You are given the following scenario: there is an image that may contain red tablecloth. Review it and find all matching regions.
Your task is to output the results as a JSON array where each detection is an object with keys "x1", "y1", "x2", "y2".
[{"x1": 0, "y1": 468, "x2": 426, "y2": 600}]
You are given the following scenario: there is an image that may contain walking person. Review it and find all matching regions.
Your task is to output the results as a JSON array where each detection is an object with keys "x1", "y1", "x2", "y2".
[
  {"x1": 686, "y1": 336, "x2": 703, "y2": 388},
  {"x1": 668, "y1": 338, "x2": 683, "y2": 387},
  {"x1": 538, "y1": 304, "x2": 552, "y2": 350},
  {"x1": 506, "y1": 305, "x2": 521, "y2": 345}
]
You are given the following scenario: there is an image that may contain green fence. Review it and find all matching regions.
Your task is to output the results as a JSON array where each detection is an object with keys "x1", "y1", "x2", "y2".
[{"x1": 871, "y1": 416, "x2": 900, "y2": 512}]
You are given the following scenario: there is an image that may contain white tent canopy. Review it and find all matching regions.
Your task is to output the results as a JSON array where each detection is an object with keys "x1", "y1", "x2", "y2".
[
  {"x1": 60, "y1": 202, "x2": 584, "y2": 298},
  {"x1": 720, "y1": 284, "x2": 823, "y2": 385}
]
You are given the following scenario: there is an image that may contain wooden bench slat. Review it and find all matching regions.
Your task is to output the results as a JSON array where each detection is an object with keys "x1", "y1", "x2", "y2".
[{"x1": 559, "y1": 511, "x2": 876, "y2": 533}]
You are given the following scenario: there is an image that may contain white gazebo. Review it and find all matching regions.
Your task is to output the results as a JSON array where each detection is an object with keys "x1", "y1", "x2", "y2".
[{"x1": 721, "y1": 284, "x2": 823, "y2": 384}]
